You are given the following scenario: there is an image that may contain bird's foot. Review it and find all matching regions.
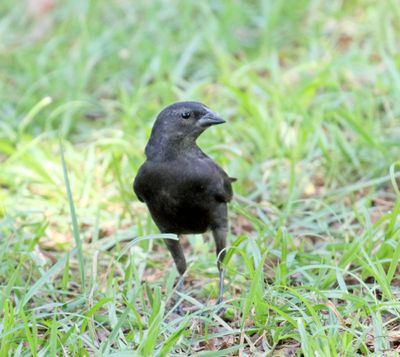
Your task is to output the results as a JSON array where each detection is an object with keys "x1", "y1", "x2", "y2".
[
  {"x1": 214, "y1": 299, "x2": 225, "y2": 316},
  {"x1": 174, "y1": 304, "x2": 184, "y2": 316}
]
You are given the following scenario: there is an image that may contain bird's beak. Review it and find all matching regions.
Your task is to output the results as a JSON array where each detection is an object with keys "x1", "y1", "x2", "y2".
[{"x1": 198, "y1": 111, "x2": 226, "y2": 127}]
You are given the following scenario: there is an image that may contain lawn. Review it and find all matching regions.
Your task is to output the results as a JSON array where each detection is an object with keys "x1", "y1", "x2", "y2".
[{"x1": 1, "y1": 0, "x2": 400, "y2": 355}]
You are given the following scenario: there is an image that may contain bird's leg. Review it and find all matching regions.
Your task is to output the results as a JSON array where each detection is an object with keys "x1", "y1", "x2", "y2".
[
  {"x1": 212, "y1": 227, "x2": 227, "y2": 305},
  {"x1": 165, "y1": 236, "x2": 187, "y2": 314},
  {"x1": 174, "y1": 275, "x2": 185, "y2": 316},
  {"x1": 217, "y1": 268, "x2": 225, "y2": 304}
]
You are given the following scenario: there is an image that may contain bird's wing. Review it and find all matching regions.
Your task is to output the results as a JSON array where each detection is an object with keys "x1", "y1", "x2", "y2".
[
  {"x1": 205, "y1": 158, "x2": 234, "y2": 203},
  {"x1": 217, "y1": 168, "x2": 234, "y2": 202},
  {"x1": 133, "y1": 165, "x2": 146, "y2": 202}
]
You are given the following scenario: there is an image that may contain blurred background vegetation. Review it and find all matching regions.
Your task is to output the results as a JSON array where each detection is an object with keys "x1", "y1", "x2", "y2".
[{"x1": 1, "y1": 0, "x2": 400, "y2": 355}]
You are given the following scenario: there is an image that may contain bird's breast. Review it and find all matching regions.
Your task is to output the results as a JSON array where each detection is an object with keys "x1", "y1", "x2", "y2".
[{"x1": 136, "y1": 160, "x2": 219, "y2": 234}]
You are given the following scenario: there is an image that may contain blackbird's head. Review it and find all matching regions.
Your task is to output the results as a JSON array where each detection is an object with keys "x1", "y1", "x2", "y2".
[
  {"x1": 154, "y1": 101, "x2": 224, "y2": 138},
  {"x1": 145, "y1": 101, "x2": 225, "y2": 159}
]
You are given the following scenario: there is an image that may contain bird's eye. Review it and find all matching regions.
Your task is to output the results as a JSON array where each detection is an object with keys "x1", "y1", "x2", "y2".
[{"x1": 181, "y1": 112, "x2": 191, "y2": 119}]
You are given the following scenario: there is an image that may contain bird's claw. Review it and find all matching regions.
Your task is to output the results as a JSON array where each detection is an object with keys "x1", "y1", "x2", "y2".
[
  {"x1": 174, "y1": 305, "x2": 184, "y2": 316},
  {"x1": 214, "y1": 299, "x2": 225, "y2": 316}
]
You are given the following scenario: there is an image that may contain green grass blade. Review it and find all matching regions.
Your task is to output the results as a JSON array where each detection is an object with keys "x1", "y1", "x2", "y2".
[{"x1": 59, "y1": 137, "x2": 85, "y2": 290}]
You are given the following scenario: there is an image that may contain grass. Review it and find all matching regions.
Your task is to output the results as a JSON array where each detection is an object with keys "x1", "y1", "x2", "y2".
[{"x1": 1, "y1": 0, "x2": 400, "y2": 355}]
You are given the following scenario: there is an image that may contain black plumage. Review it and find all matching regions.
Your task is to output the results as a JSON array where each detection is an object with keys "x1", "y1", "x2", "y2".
[{"x1": 133, "y1": 101, "x2": 234, "y2": 310}]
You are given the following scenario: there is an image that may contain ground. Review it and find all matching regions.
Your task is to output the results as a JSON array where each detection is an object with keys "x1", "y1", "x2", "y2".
[{"x1": 0, "y1": 0, "x2": 400, "y2": 355}]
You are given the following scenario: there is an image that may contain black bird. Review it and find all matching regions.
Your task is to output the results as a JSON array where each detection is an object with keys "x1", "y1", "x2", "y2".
[{"x1": 133, "y1": 101, "x2": 234, "y2": 310}]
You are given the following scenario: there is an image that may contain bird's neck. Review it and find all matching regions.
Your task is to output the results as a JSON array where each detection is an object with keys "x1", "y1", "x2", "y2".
[{"x1": 145, "y1": 134, "x2": 201, "y2": 161}]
